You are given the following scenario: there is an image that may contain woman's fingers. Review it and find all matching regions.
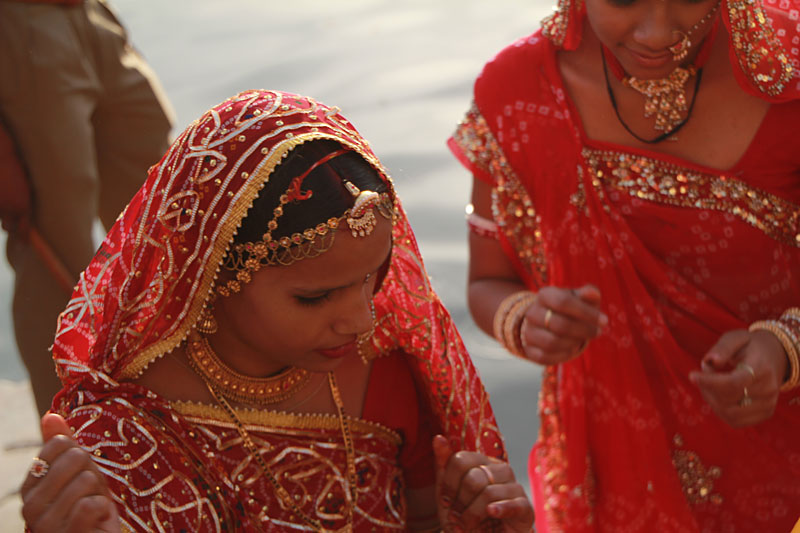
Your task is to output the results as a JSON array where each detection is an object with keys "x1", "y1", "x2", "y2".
[
  {"x1": 22, "y1": 441, "x2": 101, "y2": 525},
  {"x1": 518, "y1": 285, "x2": 607, "y2": 365},
  {"x1": 41, "y1": 413, "x2": 74, "y2": 442},
  {"x1": 21, "y1": 414, "x2": 115, "y2": 532},
  {"x1": 31, "y1": 469, "x2": 110, "y2": 533},
  {"x1": 459, "y1": 483, "x2": 530, "y2": 530},
  {"x1": 537, "y1": 285, "x2": 607, "y2": 329},
  {"x1": 691, "y1": 329, "x2": 788, "y2": 427},
  {"x1": 451, "y1": 461, "x2": 515, "y2": 513}
]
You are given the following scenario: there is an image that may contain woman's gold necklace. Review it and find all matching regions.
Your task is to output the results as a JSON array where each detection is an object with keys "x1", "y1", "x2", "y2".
[
  {"x1": 202, "y1": 372, "x2": 358, "y2": 532},
  {"x1": 184, "y1": 332, "x2": 359, "y2": 530},
  {"x1": 186, "y1": 332, "x2": 311, "y2": 406}
]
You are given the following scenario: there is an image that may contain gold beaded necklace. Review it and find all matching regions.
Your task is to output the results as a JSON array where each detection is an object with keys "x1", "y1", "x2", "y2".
[
  {"x1": 199, "y1": 370, "x2": 358, "y2": 532},
  {"x1": 186, "y1": 332, "x2": 311, "y2": 406}
]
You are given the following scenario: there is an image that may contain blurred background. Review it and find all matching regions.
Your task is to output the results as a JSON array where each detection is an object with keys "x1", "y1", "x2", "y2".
[{"x1": 0, "y1": 0, "x2": 551, "y2": 528}]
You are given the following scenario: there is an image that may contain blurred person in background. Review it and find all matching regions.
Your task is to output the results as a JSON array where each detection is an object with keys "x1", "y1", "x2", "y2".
[
  {"x1": 0, "y1": 0, "x2": 173, "y2": 415},
  {"x1": 449, "y1": 0, "x2": 800, "y2": 530}
]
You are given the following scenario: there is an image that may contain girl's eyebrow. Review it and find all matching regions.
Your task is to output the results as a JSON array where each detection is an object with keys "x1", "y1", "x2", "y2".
[{"x1": 294, "y1": 246, "x2": 392, "y2": 294}]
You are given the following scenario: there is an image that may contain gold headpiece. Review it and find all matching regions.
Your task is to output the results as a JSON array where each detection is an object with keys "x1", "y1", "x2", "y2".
[{"x1": 217, "y1": 149, "x2": 393, "y2": 297}]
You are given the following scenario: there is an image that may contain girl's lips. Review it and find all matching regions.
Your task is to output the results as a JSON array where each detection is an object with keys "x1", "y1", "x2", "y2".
[
  {"x1": 317, "y1": 340, "x2": 357, "y2": 359},
  {"x1": 627, "y1": 48, "x2": 672, "y2": 69}
]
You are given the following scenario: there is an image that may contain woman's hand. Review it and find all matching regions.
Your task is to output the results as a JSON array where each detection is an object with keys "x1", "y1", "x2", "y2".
[
  {"x1": 689, "y1": 329, "x2": 788, "y2": 427},
  {"x1": 21, "y1": 413, "x2": 120, "y2": 533},
  {"x1": 433, "y1": 435, "x2": 533, "y2": 532},
  {"x1": 520, "y1": 284, "x2": 607, "y2": 365}
]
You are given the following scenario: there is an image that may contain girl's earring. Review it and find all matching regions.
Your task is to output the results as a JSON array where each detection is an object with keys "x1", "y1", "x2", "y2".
[{"x1": 196, "y1": 298, "x2": 219, "y2": 335}]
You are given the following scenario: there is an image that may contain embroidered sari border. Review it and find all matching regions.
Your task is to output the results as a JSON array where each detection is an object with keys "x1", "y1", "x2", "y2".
[
  {"x1": 452, "y1": 104, "x2": 550, "y2": 284},
  {"x1": 582, "y1": 147, "x2": 800, "y2": 247},
  {"x1": 171, "y1": 400, "x2": 403, "y2": 447}
]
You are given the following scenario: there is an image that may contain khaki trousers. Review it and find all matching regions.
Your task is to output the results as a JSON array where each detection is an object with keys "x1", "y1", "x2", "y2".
[{"x1": 0, "y1": 0, "x2": 173, "y2": 414}]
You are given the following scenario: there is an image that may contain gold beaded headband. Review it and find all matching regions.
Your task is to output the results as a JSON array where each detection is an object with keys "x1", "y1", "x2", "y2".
[{"x1": 217, "y1": 149, "x2": 394, "y2": 297}]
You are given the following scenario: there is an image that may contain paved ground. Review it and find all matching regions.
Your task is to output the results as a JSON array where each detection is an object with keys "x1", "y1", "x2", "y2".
[{"x1": 0, "y1": 1, "x2": 552, "y2": 529}]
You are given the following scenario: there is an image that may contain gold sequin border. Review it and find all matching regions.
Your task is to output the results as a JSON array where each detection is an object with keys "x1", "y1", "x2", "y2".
[
  {"x1": 726, "y1": 0, "x2": 794, "y2": 98},
  {"x1": 582, "y1": 147, "x2": 800, "y2": 247},
  {"x1": 172, "y1": 400, "x2": 402, "y2": 447},
  {"x1": 452, "y1": 105, "x2": 549, "y2": 283}
]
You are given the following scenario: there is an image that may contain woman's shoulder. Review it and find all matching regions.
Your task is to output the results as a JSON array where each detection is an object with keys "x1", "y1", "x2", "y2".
[
  {"x1": 474, "y1": 29, "x2": 557, "y2": 100},
  {"x1": 57, "y1": 383, "x2": 190, "y2": 459},
  {"x1": 57, "y1": 384, "x2": 235, "y2": 529}
]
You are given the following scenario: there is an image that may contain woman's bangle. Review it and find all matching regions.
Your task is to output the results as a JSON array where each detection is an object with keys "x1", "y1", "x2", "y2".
[
  {"x1": 493, "y1": 290, "x2": 537, "y2": 358},
  {"x1": 493, "y1": 291, "x2": 532, "y2": 345},
  {"x1": 749, "y1": 319, "x2": 800, "y2": 391}
]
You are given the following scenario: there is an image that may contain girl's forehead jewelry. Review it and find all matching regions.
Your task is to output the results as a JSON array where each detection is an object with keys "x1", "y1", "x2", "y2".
[{"x1": 217, "y1": 150, "x2": 393, "y2": 297}]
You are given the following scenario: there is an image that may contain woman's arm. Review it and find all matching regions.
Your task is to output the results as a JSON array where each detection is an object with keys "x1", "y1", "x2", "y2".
[{"x1": 468, "y1": 177, "x2": 607, "y2": 365}]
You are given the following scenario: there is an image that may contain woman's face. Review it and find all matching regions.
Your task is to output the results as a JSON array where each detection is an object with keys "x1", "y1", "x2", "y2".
[
  {"x1": 212, "y1": 214, "x2": 393, "y2": 376},
  {"x1": 585, "y1": 0, "x2": 719, "y2": 79}
]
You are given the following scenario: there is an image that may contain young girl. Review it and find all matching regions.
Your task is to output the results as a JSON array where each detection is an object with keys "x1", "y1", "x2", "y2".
[{"x1": 21, "y1": 90, "x2": 533, "y2": 532}]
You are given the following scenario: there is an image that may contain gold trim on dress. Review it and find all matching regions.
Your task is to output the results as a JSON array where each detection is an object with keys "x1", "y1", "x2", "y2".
[
  {"x1": 671, "y1": 434, "x2": 723, "y2": 505},
  {"x1": 451, "y1": 105, "x2": 550, "y2": 284},
  {"x1": 726, "y1": 0, "x2": 794, "y2": 97},
  {"x1": 582, "y1": 147, "x2": 800, "y2": 247},
  {"x1": 171, "y1": 400, "x2": 403, "y2": 447}
]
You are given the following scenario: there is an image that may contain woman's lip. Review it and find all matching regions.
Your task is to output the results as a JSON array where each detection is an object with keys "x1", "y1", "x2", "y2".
[
  {"x1": 317, "y1": 340, "x2": 357, "y2": 359},
  {"x1": 627, "y1": 48, "x2": 672, "y2": 69}
]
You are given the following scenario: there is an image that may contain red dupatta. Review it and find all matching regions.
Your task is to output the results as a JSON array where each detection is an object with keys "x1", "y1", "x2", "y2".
[
  {"x1": 450, "y1": 3, "x2": 800, "y2": 531},
  {"x1": 50, "y1": 90, "x2": 505, "y2": 529}
]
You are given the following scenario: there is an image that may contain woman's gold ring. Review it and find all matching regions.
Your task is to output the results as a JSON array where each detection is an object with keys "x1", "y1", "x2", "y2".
[
  {"x1": 737, "y1": 362, "x2": 756, "y2": 381},
  {"x1": 544, "y1": 309, "x2": 553, "y2": 330},
  {"x1": 479, "y1": 464, "x2": 496, "y2": 485},
  {"x1": 739, "y1": 386, "x2": 753, "y2": 408}
]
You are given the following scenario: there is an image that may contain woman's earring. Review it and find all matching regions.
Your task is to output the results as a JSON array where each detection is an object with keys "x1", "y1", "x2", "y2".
[
  {"x1": 357, "y1": 302, "x2": 377, "y2": 365},
  {"x1": 196, "y1": 299, "x2": 218, "y2": 335}
]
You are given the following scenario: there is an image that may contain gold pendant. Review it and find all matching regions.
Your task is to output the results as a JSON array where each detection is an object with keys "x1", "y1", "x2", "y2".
[{"x1": 624, "y1": 67, "x2": 694, "y2": 133}]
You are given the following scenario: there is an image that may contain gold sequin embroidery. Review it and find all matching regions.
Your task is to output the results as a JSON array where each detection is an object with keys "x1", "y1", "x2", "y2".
[
  {"x1": 672, "y1": 434, "x2": 723, "y2": 506},
  {"x1": 582, "y1": 147, "x2": 800, "y2": 247},
  {"x1": 452, "y1": 105, "x2": 549, "y2": 284},
  {"x1": 727, "y1": 0, "x2": 794, "y2": 97}
]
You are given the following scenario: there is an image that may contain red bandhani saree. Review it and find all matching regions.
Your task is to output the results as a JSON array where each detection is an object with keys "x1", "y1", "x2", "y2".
[
  {"x1": 450, "y1": 2, "x2": 800, "y2": 531},
  {"x1": 49, "y1": 90, "x2": 506, "y2": 532}
]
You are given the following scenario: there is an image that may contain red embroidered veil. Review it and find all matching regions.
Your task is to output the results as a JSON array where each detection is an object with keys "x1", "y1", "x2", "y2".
[
  {"x1": 450, "y1": 1, "x2": 800, "y2": 531},
  {"x1": 49, "y1": 90, "x2": 505, "y2": 531}
]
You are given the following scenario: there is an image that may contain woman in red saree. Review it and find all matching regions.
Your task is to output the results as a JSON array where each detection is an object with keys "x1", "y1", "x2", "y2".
[
  {"x1": 19, "y1": 90, "x2": 534, "y2": 532},
  {"x1": 449, "y1": 0, "x2": 800, "y2": 531}
]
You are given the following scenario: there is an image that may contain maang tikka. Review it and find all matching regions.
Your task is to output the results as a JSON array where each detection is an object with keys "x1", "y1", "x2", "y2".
[{"x1": 217, "y1": 149, "x2": 394, "y2": 297}]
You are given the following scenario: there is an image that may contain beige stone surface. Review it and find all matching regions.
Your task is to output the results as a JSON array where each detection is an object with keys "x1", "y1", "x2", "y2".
[{"x1": 0, "y1": 381, "x2": 40, "y2": 532}]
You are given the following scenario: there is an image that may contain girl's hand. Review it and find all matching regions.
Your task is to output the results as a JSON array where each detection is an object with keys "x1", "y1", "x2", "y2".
[
  {"x1": 20, "y1": 413, "x2": 120, "y2": 533},
  {"x1": 520, "y1": 284, "x2": 607, "y2": 365},
  {"x1": 690, "y1": 329, "x2": 788, "y2": 427},
  {"x1": 433, "y1": 435, "x2": 533, "y2": 532}
]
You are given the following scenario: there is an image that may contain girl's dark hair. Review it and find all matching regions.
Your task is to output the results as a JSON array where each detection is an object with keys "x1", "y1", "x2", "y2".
[{"x1": 233, "y1": 140, "x2": 389, "y2": 246}]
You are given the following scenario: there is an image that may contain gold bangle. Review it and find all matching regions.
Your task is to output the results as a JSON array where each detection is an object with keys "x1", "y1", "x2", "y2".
[
  {"x1": 492, "y1": 291, "x2": 536, "y2": 346},
  {"x1": 749, "y1": 319, "x2": 800, "y2": 392},
  {"x1": 502, "y1": 292, "x2": 538, "y2": 358}
]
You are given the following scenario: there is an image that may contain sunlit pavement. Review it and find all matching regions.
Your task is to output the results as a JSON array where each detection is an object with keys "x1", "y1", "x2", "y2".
[{"x1": 0, "y1": 2, "x2": 551, "y2": 529}]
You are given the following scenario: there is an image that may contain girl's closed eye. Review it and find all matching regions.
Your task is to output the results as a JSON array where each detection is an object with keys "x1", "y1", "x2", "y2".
[{"x1": 295, "y1": 292, "x2": 331, "y2": 306}]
